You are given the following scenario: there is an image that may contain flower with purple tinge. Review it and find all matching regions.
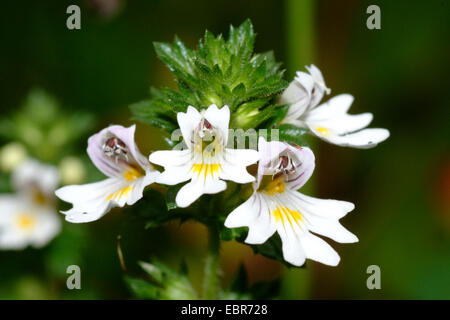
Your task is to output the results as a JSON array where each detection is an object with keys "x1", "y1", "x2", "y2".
[
  {"x1": 224, "y1": 137, "x2": 358, "y2": 267},
  {"x1": 280, "y1": 65, "x2": 389, "y2": 149},
  {"x1": 55, "y1": 124, "x2": 159, "y2": 223},
  {"x1": 149, "y1": 104, "x2": 259, "y2": 208}
]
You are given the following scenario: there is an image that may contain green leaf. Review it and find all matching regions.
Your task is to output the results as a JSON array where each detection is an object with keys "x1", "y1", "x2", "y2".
[
  {"x1": 260, "y1": 104, "x2": 290, "y2": 128},
  {"x1": 126, "y1": 260, "x2": 198, "y2": 300},
  {"x1": 143, "y1": 19, "x2": 287, "y2": 125},
  {"x1": 230, "y1": 264, "x2": 248, "y2": 293},
  {"x1": 249, "y1": 278, "x2": 281, "y2": 299},
  {"x1": 125, "y1": 276, "x2": 163, "y2": 299},
  {"x1": 277, "y1": 124, "x2": 309, "y2": 146},
  {"x1": 165, "y1": 184, "x2": 184, "y2": 211}
]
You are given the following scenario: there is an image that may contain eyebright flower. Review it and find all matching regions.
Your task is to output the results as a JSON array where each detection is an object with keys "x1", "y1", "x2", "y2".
[
  {"x1": 12, "y1": 159, "x2": 60, "y2": 206},
  {"x1": 224, "y1": 137, "x2": 358, "y2": 267},
  {"x1": 55, "y1": 124, "x2": 159, "y2": 223},
  {"x1": 0, "y1": 159, "x2": 61, "y2": 250},
  {"x1": 0, "y1": 195, "x2": 61, "y2": 250},
  {"x1": 149, "y1": 104, "x2": 259, "y2": 208},
  {"x1": 280, "y1": 65, "x2": 389, "y2": 149}
]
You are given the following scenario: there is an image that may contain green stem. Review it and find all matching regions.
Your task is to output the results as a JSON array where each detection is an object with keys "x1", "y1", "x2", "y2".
[
  {"x1": 280, "y1": 0, "x2": 316, "y2": 300},
  {"x1": 285, "y1": 0, "x2": 316, "y2": 75},
  {"x1": 202, "y1": 222, "x2": 221, "y2": 299}
]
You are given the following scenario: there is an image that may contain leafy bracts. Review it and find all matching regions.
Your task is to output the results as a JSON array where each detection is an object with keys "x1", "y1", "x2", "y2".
[{"x1": 131, "y1": 20, "x2": 289, "y2": 133}]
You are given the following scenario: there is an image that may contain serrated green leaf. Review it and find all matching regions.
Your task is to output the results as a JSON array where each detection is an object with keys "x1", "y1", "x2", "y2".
[
  {"x1": 146, "y1": 19, "x2": 287, "y2": 121},
  {"x1": 139, "y1": 261, "x2": 164, "y2": 283},
  {"x1": 125, "y1": 276, "x2": 162, "y2": 299}
]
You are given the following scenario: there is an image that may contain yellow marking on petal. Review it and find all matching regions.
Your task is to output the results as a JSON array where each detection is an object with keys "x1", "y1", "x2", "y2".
[
  {"x1": 315, "y1": 126, "x2": 330, "y2": 137},
  {"x1": 191, "y1": 164, "x2": 221, "y2": 179},
  {"x1": 107, "y1": 185, "x2": 133, "y2": 201},
  {"x1": 272, "y1": 206, "x2": 303, "y2": 227},
  {"x1": 260, "y1": 177, "x2": 285, "y2": 196},
  {"x1": 123, "y1": 167, "x2": 143, "y2": 182},
  {"x1": 15, "y1": 213, "x2": 36, "y2": 232}
]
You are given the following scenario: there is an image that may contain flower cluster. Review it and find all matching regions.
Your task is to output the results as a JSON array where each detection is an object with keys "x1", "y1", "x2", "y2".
[{"x1": 56, "y1": 21, "x2": 389, "y2": 268}]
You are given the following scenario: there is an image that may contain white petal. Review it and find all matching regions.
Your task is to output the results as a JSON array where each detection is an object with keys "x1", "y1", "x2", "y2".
[
  {"x1": 279, "y1": 72, "x2": 313, "y2": 105},
  {"x1": 301, "y1": 233, "x2": 341, "y2": 266},
  {"x1": 224, "y1": 194, "x2": 259, "y2": 228},
  {"x1": 30, "y1": 208, "x2": 61, "y2": 248},
  {"x1": 149, "y1": 149, "x2": 192, "y2": 167},
  {"x1": 256, "y1": 137, "x2": 288, "y2": 185},
  {"x1": 277, "y1": 227, "x2": 307, "y2": 267},
  {"x1": 306, "y1": 94, "x2": 354, "y2": 121},
  {"x1": 290, "y1": 192, "x2": 355, "y2": 220},
  {"x1": 204, "y1": 104, "x2": 230, "y2": 144},
  {"x1": 12, "y1": 159, "x2": 60, "y2": 195},
  {"x1": 220, "y1": 149, "x2": 258, "y2": 184},
  {"x1": 225, "y1": 193, "x2": 276, "y2": 245},
  {"x1": 283, "y1": 98, "x2": 310, "y2": 122},
  {"x1": 55, "y1": 178, "x2": 129, "y2": 223},
  {"x1": 244, "y1": 195, "x2": 277, "y2": 244},
  {"x1": 0, "y1": 200, "x2": 61, "y2": 250},
  {"x1": 314, "y1": 128, "x2": 390, "y2": 149},
  {"x1": 0, "y1": 229, "x2": 28, "y2": 250},
  {"x1": 87, "y1": 124, "x2": 151, "y2": 178},
  {"x1": 279, "y1": 72, "x2": 314, "y2": 121},
  {"x1": 155, "y1": 164, "x2": 192, "y2": 185},
  {"x1": 310, "y1": 112, "x2": 373, "y2": 135},
  {"x1": 305, "y1": 64, "x2": 330, "y2": 108},
  {"x1": 307, "y1": 217, "x2": 358, "y2": 243},
  {"x1": 175, "y1": 182, "x2": 201, "y2": 208},
  {"x1": 110, "y1": 124, "x2": 152, "y2": 170},
  {"x1": 202, "y1": 178, "x2": 227, "y2": 194},
  {"x1": 284, "y1": 145, "x2": 315, "y2": 191},
  {"x1": 177, "y1": 106, "x2": 202, "y2": 149},
  {"x1": 126, "y1": 170, "x2": 159, "y2": 205}
]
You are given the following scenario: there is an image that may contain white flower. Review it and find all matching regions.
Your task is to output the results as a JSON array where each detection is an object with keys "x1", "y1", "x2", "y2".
[
  {"x1": 13, "y1": 159, "x2": 60, "y2": 205},
  {"x1": 224, "y1": 137, "x2": 358, "y2": 267},
  {"x1": 280, "y1": 65, "x2": 389, "y2": 149},
  {"x1": 149, "y1": 104, "x2": 259, "y2": 208},
  {"x1": 0, "y1": 159, "x2": 61, "y2": 250},
  {"x1": 0, "y1": 195, "x2": 61, "y2": 250},
  {"x1": 55, "y1": 124, "x2": 159, "y2": 223}
]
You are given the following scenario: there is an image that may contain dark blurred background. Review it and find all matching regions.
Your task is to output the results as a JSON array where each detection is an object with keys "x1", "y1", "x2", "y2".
[{"x1": 0, "y1": 0, "x2": 449, "y2": 299}]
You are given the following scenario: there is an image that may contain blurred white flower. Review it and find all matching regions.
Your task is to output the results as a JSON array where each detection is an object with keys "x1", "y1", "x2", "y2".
[
  {"x1": 0, "y1": 159, "x2": 61, "y2": 250},
  {"x1": 55, "y1": 125, "x2": 159, "y2": 223},
  {"x1": 59, "y1": 156, "x2": 86, "y2": 185},
  {"x1": 12, "y1": 159, "x2": 60, "y2": 204},
  {"x1": 280, "y1": 65, "x2": 389, "y2": 149},
  {"x1": 225, "y1": 137, "x2": 357, "y2": 267},
  {"x1": 0, "y1": 142, "x2": 28, "y2": 172},
  {"x1": 149, "y1": 104, "x2": 259, "y2": 208},
  {"x1": 0, "y1": 195, "x2": 61, "y2": 250}
]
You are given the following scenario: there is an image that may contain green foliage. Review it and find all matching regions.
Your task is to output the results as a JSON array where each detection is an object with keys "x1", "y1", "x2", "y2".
[
  {"x1": 273, "y1": 124, "x2": 309, "y2": 146},
  {"x1": 125, "y1": 260, "x2": 198, "y2": 300},
  {"x1": 0, "y1": 89, "x2": 94, "y2": 163},
  {"x1": 131, "y1": 19, "x2": 288, "y2": 133},
  {"x1": 220, "y1": 264, "x2": 281, "y2": 299}
]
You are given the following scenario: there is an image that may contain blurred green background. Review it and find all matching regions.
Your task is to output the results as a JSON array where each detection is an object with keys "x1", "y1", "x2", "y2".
[{"x1": 0, "y1": 0, "x2": 449, "y2": 299}]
